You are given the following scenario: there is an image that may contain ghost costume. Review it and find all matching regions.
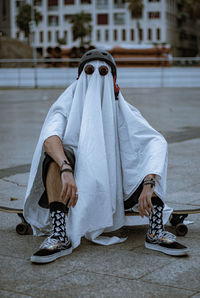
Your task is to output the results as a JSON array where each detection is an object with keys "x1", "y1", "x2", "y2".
[{"x1": 24, "y1": 60, "x2": 171, "y2": 249}]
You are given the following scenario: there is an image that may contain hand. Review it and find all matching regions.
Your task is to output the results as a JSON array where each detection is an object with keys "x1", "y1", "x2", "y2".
[
  {"x1": 60, "y1": 166, "x2": 78, "y2": 208},
  {"x1": 138, "y1": 185, "x2": 154, "y2": 218}
]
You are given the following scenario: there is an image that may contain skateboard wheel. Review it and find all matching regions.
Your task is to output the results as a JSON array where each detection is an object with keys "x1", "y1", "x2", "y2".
[
  {"x1": 175, "y1": 223, "x2": 188, "y2": 236},
  {"x1": 16, "y1": 223, "x2": 28, "y2": 235}
]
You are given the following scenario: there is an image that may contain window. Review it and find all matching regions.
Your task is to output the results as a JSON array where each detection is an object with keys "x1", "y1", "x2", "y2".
[
  {"x1": 97, "y1": 14, "x2": 108, "y2": 25},
  {"x1": 96, "y1": 0, "x2": 108, "y2": 9},
  {"x1": 2, "y1": 0, "x2": 7, "y2": 20},
  {"x1": 32, "y1": 32, "x2": 35, "y2": 43},
  {"x1": 96, "y1": 29, "x2": 101, "y2": 41},
  {"x1": 16, "y1": 1, "x2": 25, "y2": 8},
  {"x1": 148, "y1": 28, "x2": 152, "y2": 40},
  {"x1": 38, "y1": 15, "x2": 43, "y2": 22},
  {"x1": 139, "y1": 28, "x2": 143, "y2": 41},
  {"x1": 148, "y1": 0, "x2": 160, "y2": 2},
  {"x1": 63, "y1": 30, "x2": 68, "y2": 43},
  {"x1": 55, "y1": 30, "x2": 59, "y2": 42},
  {"x1": 48, "y1": 15, "x2": 59, "y2": 26},
  {"x1": 114, "y1": 0, "x2": 125, "y2": 9},
  {"x1": 113, "y1": 13, "x2": 125, "y2": 25},
  {"x1": 64, "y1": 14, "x2": 73, "y2": 22},
  {"x1": 156, "y1": 28, "x2": 160, "y2": 40},
  {"x1": 48, "y1": 0, "x2": 58, "y2": 10},
  {"x1": 130, "y1": 29, "x2": 134, "y2": 41},
  {"x1": 40, "y1": 31, "x2": 43, "y2": 43},
  {"x1": 148, "y1": 11, "x2": 160, "y2": 19},
  {"x1": 113, "y1": 29, "x2": 118, "y2": 41},
  {"x1": 81, "y1": 0, "x2": 91, "y2": 3},
  {"x1": 122, "y1": 29, "x2": 126, "y2": 41},
  {"x1": 16, "y1": 31, "x2": 20, "y2": 39},
  {"x1": 48, "y1": 31, "x2": 51, "y2": 42},
  {"x1": 34, "y1": 0, "x2": 42, "y2": 5},
  {"x1": 105, "y1": 29, "x2": 109, "y2": 41},
  {"x1": 64, "y1": 0, "x2": 74, "y2": 4}
]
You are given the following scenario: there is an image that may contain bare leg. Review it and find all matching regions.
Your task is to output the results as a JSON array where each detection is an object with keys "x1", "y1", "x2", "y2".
[
  {"x1": 46, "y1": 161, "x2": 62, "y2": 204},
  {"x1": 31, "y1": 162, "x2": 72, "y2": 263},
  {"x1": 44, "y1": 161, "x2": 69, "y2": 244}
]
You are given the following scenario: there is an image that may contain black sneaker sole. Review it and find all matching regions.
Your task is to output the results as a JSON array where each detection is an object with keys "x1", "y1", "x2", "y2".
[
  {"x1": 30, "y1": 247, "x2": 72, "y2": 264},
  {"x1": 145, "y1": 242, "x2": 189, "y2": 256}
]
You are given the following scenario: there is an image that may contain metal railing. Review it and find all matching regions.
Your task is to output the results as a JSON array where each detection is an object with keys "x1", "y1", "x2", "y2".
[{"x1": 0, "y1": 57, "x2": 200, "y2": 88}]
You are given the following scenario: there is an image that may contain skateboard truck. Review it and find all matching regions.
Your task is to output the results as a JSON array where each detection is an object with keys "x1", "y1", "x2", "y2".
[
  {"x1": 16, "y1": 213, "x2": 32, "y2": 235},
  {"x1": 169, "y1": 213, "x2": 188, "y2": 236}
]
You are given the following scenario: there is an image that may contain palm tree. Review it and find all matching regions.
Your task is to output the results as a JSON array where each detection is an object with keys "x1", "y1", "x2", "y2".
[
  {"x1": 182, "y1": 0, "x2": 200, "y2": 20},
  {"x1": 177, "y1": 0, "x2": 200, "y2": 56},
  {"x1": 16, "y1": 4, "x2": 42, "y2": 44},
  {"x1": 70, "y1": 11, "x2": 92, "y2": 47},
  {"x1": 125, "y1": 0, "x2": 144, "y2": 43},
  {"x1": 177, "y1": 0, "x2": 200, "y2": 27},
  {"x1": 126, "y1": 0, "x2": 143, "y2": 19}
]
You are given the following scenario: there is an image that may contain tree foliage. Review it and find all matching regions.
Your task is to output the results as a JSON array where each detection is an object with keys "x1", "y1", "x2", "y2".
[
  {"x1": 70, "y1": 11, "x2": 92, "y2": 46},
  {"x1": 16, "y1": 4, "x2": 42, "y2": 38},
  {"x1": 125, "y1": 0, "x2": 144, "y2": 19},
  {"x1": 178, "y1": 0, "x2": 200, "y2": 22}
]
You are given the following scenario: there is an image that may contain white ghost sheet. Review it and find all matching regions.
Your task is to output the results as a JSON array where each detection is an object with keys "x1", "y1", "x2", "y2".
[{"x1": 23, "y1": 61, "x2": 171, "y2": 248}]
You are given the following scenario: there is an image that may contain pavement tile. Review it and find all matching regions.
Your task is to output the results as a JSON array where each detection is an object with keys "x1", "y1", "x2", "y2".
[
  {"x1": 0, "y1": 178, "x2": 26, "y2": 207},
  {"x1": 0, "y1": 290, "x2": 32, "y2": 298},
  {"x1": 0, "y1": 254, "x2": 76, "y2": 293},
  {"x1": 191, "y1": 293, "x2": 200, "y2": 298},
  {"x1": 58, "y1": 241, "x2": 173, "y2": 280},
  {"x1": 23, "y1": 270, "x2": 195, "y2": 298},
  {"x1": 2, "y1": 173, "x2": 29, "y2": 187},
  {"x1": 141, "y1": 255, "x2": 200, "y2": 291}
]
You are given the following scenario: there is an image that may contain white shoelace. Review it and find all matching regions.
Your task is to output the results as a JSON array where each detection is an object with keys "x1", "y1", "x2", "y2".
[
  {"x1": 40, "y1": 236, "x2": 59, "y2": 249},
  {"x1": 157, "y1": 230, "x2": 176, "y2": 241}
]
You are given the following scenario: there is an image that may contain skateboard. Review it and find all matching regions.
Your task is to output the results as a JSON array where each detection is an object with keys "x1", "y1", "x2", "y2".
[
  {"x1": 1, "y1": 205, "x2": 199, "y2": 236},
  {"x1": 0, "y1": 206, "x2": 32, "y2": 235},
  {"x1": 125, "y1": 208, "x2": 200, "y2": 236}
]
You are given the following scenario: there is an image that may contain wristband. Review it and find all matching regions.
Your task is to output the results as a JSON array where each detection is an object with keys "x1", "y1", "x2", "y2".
[
  {"x1": 60, "y1": 168, "x2": 73, "y2": 176},
  {"x1": 60, "y1": 160, "x2": 72, "y2": 169},
  {"x1": 143, "y1": 178, "x2": 155, "y2": 188}
]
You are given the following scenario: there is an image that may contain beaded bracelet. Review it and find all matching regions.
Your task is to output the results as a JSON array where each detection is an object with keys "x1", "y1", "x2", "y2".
[{"x1": 143, "y1": 178, "x2": 156, "y2": 188}]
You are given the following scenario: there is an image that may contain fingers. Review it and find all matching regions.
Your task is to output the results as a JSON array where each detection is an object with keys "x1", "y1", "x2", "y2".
[
  {"x1": 67, "y1": 186, "x2": 78, "y2": 208},
  {"x1": 138, "y1": 195, "x2": 154, "y2": 218},
  {"x1": 60, "y1": 185, "x2": 67, "y2": 202},
  {"x1": 60, "y1": 172, "x2": 78, "y2": 208},
  {"x1": 60, "y1": 182, "x2": 78, "y2": 208}
]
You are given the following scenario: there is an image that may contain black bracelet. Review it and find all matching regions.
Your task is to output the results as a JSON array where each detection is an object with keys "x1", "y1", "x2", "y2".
[
  {"x1": 60, "y1": 160, "x2": 72, "y2": 169},
  {"x1": 143, "y1": 178, "x2": 156, "y2": 188},
  {"x1": 60, "y1": 168, "x2": 73, "y2": 176}
]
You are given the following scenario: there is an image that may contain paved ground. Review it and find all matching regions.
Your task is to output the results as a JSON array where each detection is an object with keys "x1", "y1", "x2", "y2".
[{"x1": 0, "y1": 88, "x2": 200, "y2": 298}]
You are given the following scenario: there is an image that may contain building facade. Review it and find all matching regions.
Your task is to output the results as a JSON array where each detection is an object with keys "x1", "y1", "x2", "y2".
[{"x1": 1, "y1": 0, "x2": 199, "y2": 56}]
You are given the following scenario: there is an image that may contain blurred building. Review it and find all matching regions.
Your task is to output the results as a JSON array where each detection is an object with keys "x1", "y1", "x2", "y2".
[{"x1": 0, "y1": 0, "x2": 199, "y2": 56}]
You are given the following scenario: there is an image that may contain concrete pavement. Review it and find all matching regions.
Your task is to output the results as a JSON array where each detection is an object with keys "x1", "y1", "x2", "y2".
[{"x1": 0, "y1": 88, "x2": 200, "y2": 297}]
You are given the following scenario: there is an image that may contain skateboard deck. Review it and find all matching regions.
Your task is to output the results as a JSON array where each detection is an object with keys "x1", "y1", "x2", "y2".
[
  {"x1": 1, "y1": 205, "x2": 199, "y2": 236},
  {"x1": 125, "y1": 208, "x2": 200, "y2": 236}
]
